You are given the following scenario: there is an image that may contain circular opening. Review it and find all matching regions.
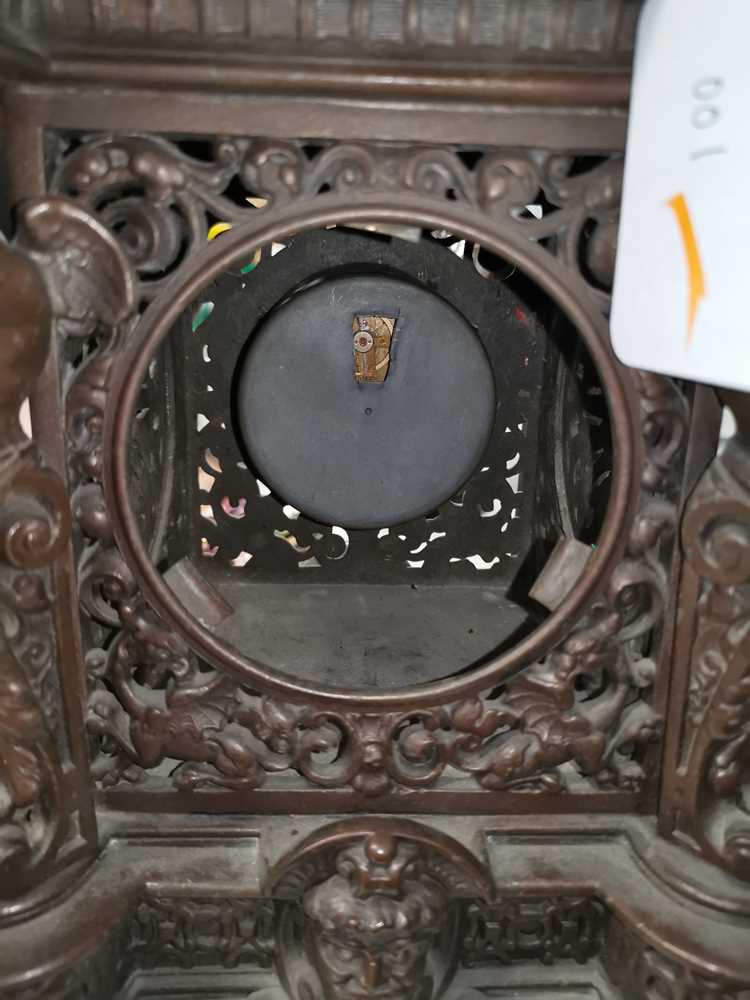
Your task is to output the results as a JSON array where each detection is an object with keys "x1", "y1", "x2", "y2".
[{"x1": 106, "y1": 196, "x2": 638, "y2": 710}]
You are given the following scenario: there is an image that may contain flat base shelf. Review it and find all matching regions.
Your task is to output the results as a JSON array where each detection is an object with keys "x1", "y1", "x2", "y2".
[{"x1": 211, "y1": 580, "x2": 537, "y2": 690}]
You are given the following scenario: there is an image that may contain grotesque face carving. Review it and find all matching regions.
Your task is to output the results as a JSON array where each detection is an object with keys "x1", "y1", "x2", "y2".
[
  {"x1": 314, "y1": 930, "x2": 430, "y2": 1000},
  {"x1": 302, "y1": 837, "x2": 446, "y2": 1000}
]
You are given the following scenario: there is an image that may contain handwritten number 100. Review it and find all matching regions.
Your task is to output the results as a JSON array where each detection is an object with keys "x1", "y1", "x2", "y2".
[{"x1": 690, "y1": 77, "x2": 726, "y2": 159}]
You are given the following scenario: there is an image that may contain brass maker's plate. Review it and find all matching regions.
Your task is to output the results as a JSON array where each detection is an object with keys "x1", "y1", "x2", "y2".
[{"x1": 353, "y1": 314, "x2": 395, "y2": 383}]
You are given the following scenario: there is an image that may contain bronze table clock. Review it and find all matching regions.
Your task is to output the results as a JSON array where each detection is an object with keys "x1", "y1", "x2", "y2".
[{"x1": 0, "y1": 2, "x2": 749, "y2": 998}]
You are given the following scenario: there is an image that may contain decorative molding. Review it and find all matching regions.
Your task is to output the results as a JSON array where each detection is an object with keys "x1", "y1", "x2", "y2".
[
  {"x1": 606, "y1": 920, "x2": 748, "y2": 1000},
  {"x1": 1, "y1": 820, "x2": 750, "y2": 999},
  {"x1": 0, "y1": 0, "x2": 641, "y2": 65},
  {"x1": 128, "y1": 897, "x2": 276, "y2": 970},
  {"x1": 462, "y1": 897, "x2": 607, "y2": 966},
  {"x1": 1, "y1": 919, "x2": 131, "y2": 999}
]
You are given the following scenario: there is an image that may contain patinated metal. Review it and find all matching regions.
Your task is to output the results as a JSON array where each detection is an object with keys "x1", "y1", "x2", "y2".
[{"x1": 0, "y1": 2, "x2": 749, "y2": 999}]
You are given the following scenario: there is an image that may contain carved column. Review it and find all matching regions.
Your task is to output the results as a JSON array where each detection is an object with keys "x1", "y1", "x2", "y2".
[
  {"x1": 666, "y1": 392, "x2": 750, "y2": 880},
  {"x1": 0, "y1": 237, "x2": 77, "y2": 918},
  {"x1": 0, "y1": 198, "x2": 136, "y2": 928}
]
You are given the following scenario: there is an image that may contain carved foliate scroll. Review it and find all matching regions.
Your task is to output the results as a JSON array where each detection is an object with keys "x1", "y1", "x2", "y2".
[
  {"x1": 52, "y1": 134, "x2": 623, "y2": 312},
  {"x1": 83, "y1": 370, "x2": 686, "y2": 797}
]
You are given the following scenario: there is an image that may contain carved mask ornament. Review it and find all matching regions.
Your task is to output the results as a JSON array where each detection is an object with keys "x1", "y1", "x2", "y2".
[
  {"x1": 302, "y1": 835, "x2": 445, "y2": 1000},
  {"x1": 272, "y1": 824, "x2": 489, "y2": 1000}
]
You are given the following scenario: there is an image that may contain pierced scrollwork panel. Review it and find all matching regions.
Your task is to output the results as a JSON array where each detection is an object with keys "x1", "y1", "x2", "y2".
[
  {"x1": 83, "y1": 370, "x2": 686, "y2": 798},
  {"x1": 45, "y1": 132, "x2": 688, "y2": 799},
  {"x1": 52, "y1": 133, "x2": 623, "y2": 589},
  {"x1": 51, "y1": 133, "x2": 623, "y2": 311}
]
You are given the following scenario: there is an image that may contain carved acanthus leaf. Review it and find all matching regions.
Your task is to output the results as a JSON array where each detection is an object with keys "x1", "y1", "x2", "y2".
[{"x1": 16, "y1": 196, "x2": 136, "y2": 338}]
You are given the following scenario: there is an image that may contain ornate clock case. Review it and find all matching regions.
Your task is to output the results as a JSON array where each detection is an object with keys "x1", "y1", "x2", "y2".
[{"x1": 0, "y1": 3, "x2": 749, "y2": 998}]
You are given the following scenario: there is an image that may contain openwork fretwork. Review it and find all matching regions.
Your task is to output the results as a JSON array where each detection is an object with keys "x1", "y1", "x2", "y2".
[
  {"x1": 52, "y1": 134, "x2": 622, "y2": 312},
  {"x1": 43, "y1": 133, "x2": 689, "y2": 801}
]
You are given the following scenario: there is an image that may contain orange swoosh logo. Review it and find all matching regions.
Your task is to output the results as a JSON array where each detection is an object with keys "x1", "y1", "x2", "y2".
[{"x1": 668, "y1": 193, "x2": 706, "y2": 345}]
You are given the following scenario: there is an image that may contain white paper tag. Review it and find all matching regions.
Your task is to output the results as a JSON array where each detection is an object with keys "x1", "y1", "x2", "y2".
[{"x1": 611, "y1": 0, "x2": 750, "y2": 391}]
